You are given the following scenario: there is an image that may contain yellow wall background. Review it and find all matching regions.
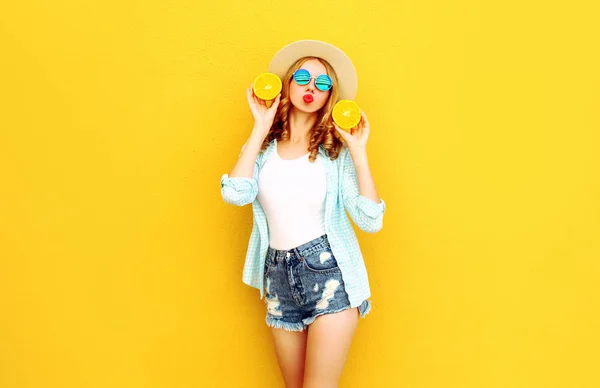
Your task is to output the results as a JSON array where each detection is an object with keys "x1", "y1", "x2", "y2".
[{"x1": 1, "y1": 0, "x2": 598, "y2": 387}]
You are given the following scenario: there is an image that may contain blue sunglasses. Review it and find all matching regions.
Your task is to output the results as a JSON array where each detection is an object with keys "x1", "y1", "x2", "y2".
[{"x1": 292, "y1": 69, "x2": 333, "y2": 91}]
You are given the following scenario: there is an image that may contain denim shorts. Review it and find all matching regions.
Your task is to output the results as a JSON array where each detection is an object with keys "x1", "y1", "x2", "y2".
[{"x1": 263, "y1": 234, "x2": 371, "y2": 332}]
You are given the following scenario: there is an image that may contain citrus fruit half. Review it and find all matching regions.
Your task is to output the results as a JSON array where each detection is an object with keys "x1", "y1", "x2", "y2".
[
  {"x1": 332, "y1": 100, "x2": 361, "y2": 130},
  {"x1": 253, "y1": 73, "x2": 282, "y2": 101}
]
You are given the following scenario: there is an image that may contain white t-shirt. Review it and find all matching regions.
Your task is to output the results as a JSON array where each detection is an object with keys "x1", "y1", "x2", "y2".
[{"x1": 257, "y1": 144, "x2": 327, "y2": 250}]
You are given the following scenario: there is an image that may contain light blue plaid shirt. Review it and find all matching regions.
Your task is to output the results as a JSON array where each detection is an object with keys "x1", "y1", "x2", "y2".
[{"x1": 220, "y1": 138, "x2": 386, "y2": 308}]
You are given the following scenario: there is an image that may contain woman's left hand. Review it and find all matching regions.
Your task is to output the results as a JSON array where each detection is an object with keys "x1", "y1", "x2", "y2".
[{"x1": 333, "y1": 111, "x2": 370, "y2": 152}]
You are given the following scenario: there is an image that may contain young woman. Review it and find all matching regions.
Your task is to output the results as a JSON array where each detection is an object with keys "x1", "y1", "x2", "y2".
[{"x1": 220, "y1": 40, "x2": 386, "y2": 388}]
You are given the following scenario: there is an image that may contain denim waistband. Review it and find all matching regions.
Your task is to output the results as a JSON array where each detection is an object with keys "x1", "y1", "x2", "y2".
[{"x1": 267, "y1": 234, "x2": 330, "y2": 262}]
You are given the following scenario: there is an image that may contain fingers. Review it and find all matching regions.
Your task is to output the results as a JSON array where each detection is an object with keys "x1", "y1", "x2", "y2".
[
  {"x1": 252, "y1": 88, "x2": 262, "y2": 106},
  {"x1": 247, "y1": 84, "x2": 258, "y2": 105},
  {"x1": 248, "y1": 83, "x2": 263, "y2": 106},
  {"x1": 360, "y1": 110, "x2": 369, "y2": 126},
  {"x1": 246, "y1": 87, "x2": 256, "y2": 113},
  {"x1": 355, "y1": 117, "x2": 364, "y2": 136},
  {"x1": 247, "y1": 86, "x2": 259, "y2": 115},
  {"x1": 355, "y1": 111, "x2": 368, "y2": 136},
  {"x1": 269, "y1": 93, "x2": 281, "y2": 111},
  {"x1": 248, "y1": 84, "x2": 270, "y2": 115}
]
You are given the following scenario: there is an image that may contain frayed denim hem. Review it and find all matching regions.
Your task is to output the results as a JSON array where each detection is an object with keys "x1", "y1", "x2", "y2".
[
  {"x1": 265, "y1": 316, "x2": 307, "y2": 332},
  {"x1": 358, "y1": 299, "x2": 372, "y2": 318},
  {"x1": 301, "y1": 299, "x2": 373, "y2": 326}
]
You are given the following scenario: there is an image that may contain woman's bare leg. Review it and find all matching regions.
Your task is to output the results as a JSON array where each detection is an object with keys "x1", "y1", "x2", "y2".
[
  {"x1": 270, "y1": 327, "x2": 308, "y2": 388},
  {"x1": 303, "y1": 308, "x2": 359, "y2": 388}
]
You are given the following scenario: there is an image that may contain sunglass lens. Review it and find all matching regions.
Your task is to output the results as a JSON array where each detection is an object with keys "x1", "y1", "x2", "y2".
[
  {"x1": 315, "y1": 74, "x2": 332, "y2": 91},
  {"x1": 293, "y1": 69, "x2": 310, "y2": 85}
]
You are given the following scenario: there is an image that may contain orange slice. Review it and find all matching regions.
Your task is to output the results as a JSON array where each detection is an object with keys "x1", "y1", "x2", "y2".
[
  {"x1": 253, "y1": 73, "x2": 282, "y2": 101},
  {"x1": 332, "y1": 100, "x2": 361, "y2": 130}
]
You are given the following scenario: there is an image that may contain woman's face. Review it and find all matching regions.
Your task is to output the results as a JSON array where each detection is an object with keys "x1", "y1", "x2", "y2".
[{"x1": 288, "y1": 58, "x2": 331, "y2": 114}]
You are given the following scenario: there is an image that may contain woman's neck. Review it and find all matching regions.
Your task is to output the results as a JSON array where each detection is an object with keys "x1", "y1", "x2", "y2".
[{"x1": 287, "y1": 107, "x2": 318, "y2": 144}]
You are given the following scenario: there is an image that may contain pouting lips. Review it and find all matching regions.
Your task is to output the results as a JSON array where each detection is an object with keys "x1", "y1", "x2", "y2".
[{"x1": 303, "y1": 94, "x2": 314, "y2": 103}]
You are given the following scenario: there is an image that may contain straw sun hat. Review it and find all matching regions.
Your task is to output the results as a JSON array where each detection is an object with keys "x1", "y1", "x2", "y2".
[{"x1": 267, "y1": 39, "x2": 358, "y2": 101}]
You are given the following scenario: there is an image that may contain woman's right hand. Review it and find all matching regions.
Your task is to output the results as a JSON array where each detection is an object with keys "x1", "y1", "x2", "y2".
[{"x1": 246, "y1": 84, "x2": 281, "y2": 141}]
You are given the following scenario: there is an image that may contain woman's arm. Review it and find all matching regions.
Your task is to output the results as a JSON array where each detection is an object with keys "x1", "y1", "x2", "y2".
[
  {"x1": 220, "y1": 86, "x2": 281, "y2": 206},
  {"x1": 220, "y1": 135, "x2": 264, "y2": 206},
  {"x1": 335, "y1": 111, "x2": 386, "y2": 232},
  {"x1": 349, "y1": 148, "x2": 382, "y2": 204},
  {"x1": 228, "y1": 134, "x2": 264, "y2": 178},
  {"x1": 339, "y1": 147, "x2": 386, "y2": 232}
]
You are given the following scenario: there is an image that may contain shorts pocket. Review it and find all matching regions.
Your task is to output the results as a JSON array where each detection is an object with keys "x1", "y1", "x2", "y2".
[{"x1": 302, "y1": 248, "x2": 340, "y2": 273}]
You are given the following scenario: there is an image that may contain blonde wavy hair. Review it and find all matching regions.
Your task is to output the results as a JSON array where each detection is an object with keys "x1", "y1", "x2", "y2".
[{"x1": 260, "y1": 56, "x2": 345, "y2": 162}]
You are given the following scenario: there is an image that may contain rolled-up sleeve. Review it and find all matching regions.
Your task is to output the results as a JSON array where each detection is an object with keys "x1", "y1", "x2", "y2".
[
  {"x1": 220, "y1": 149, "x2": 260, "y2": 206},
  {"x1": 220, "y1": 174, "x2": 258, "y2": 206},
  {"x1": 340, "y1": 149, "x2": 386, "y2": 233}
]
